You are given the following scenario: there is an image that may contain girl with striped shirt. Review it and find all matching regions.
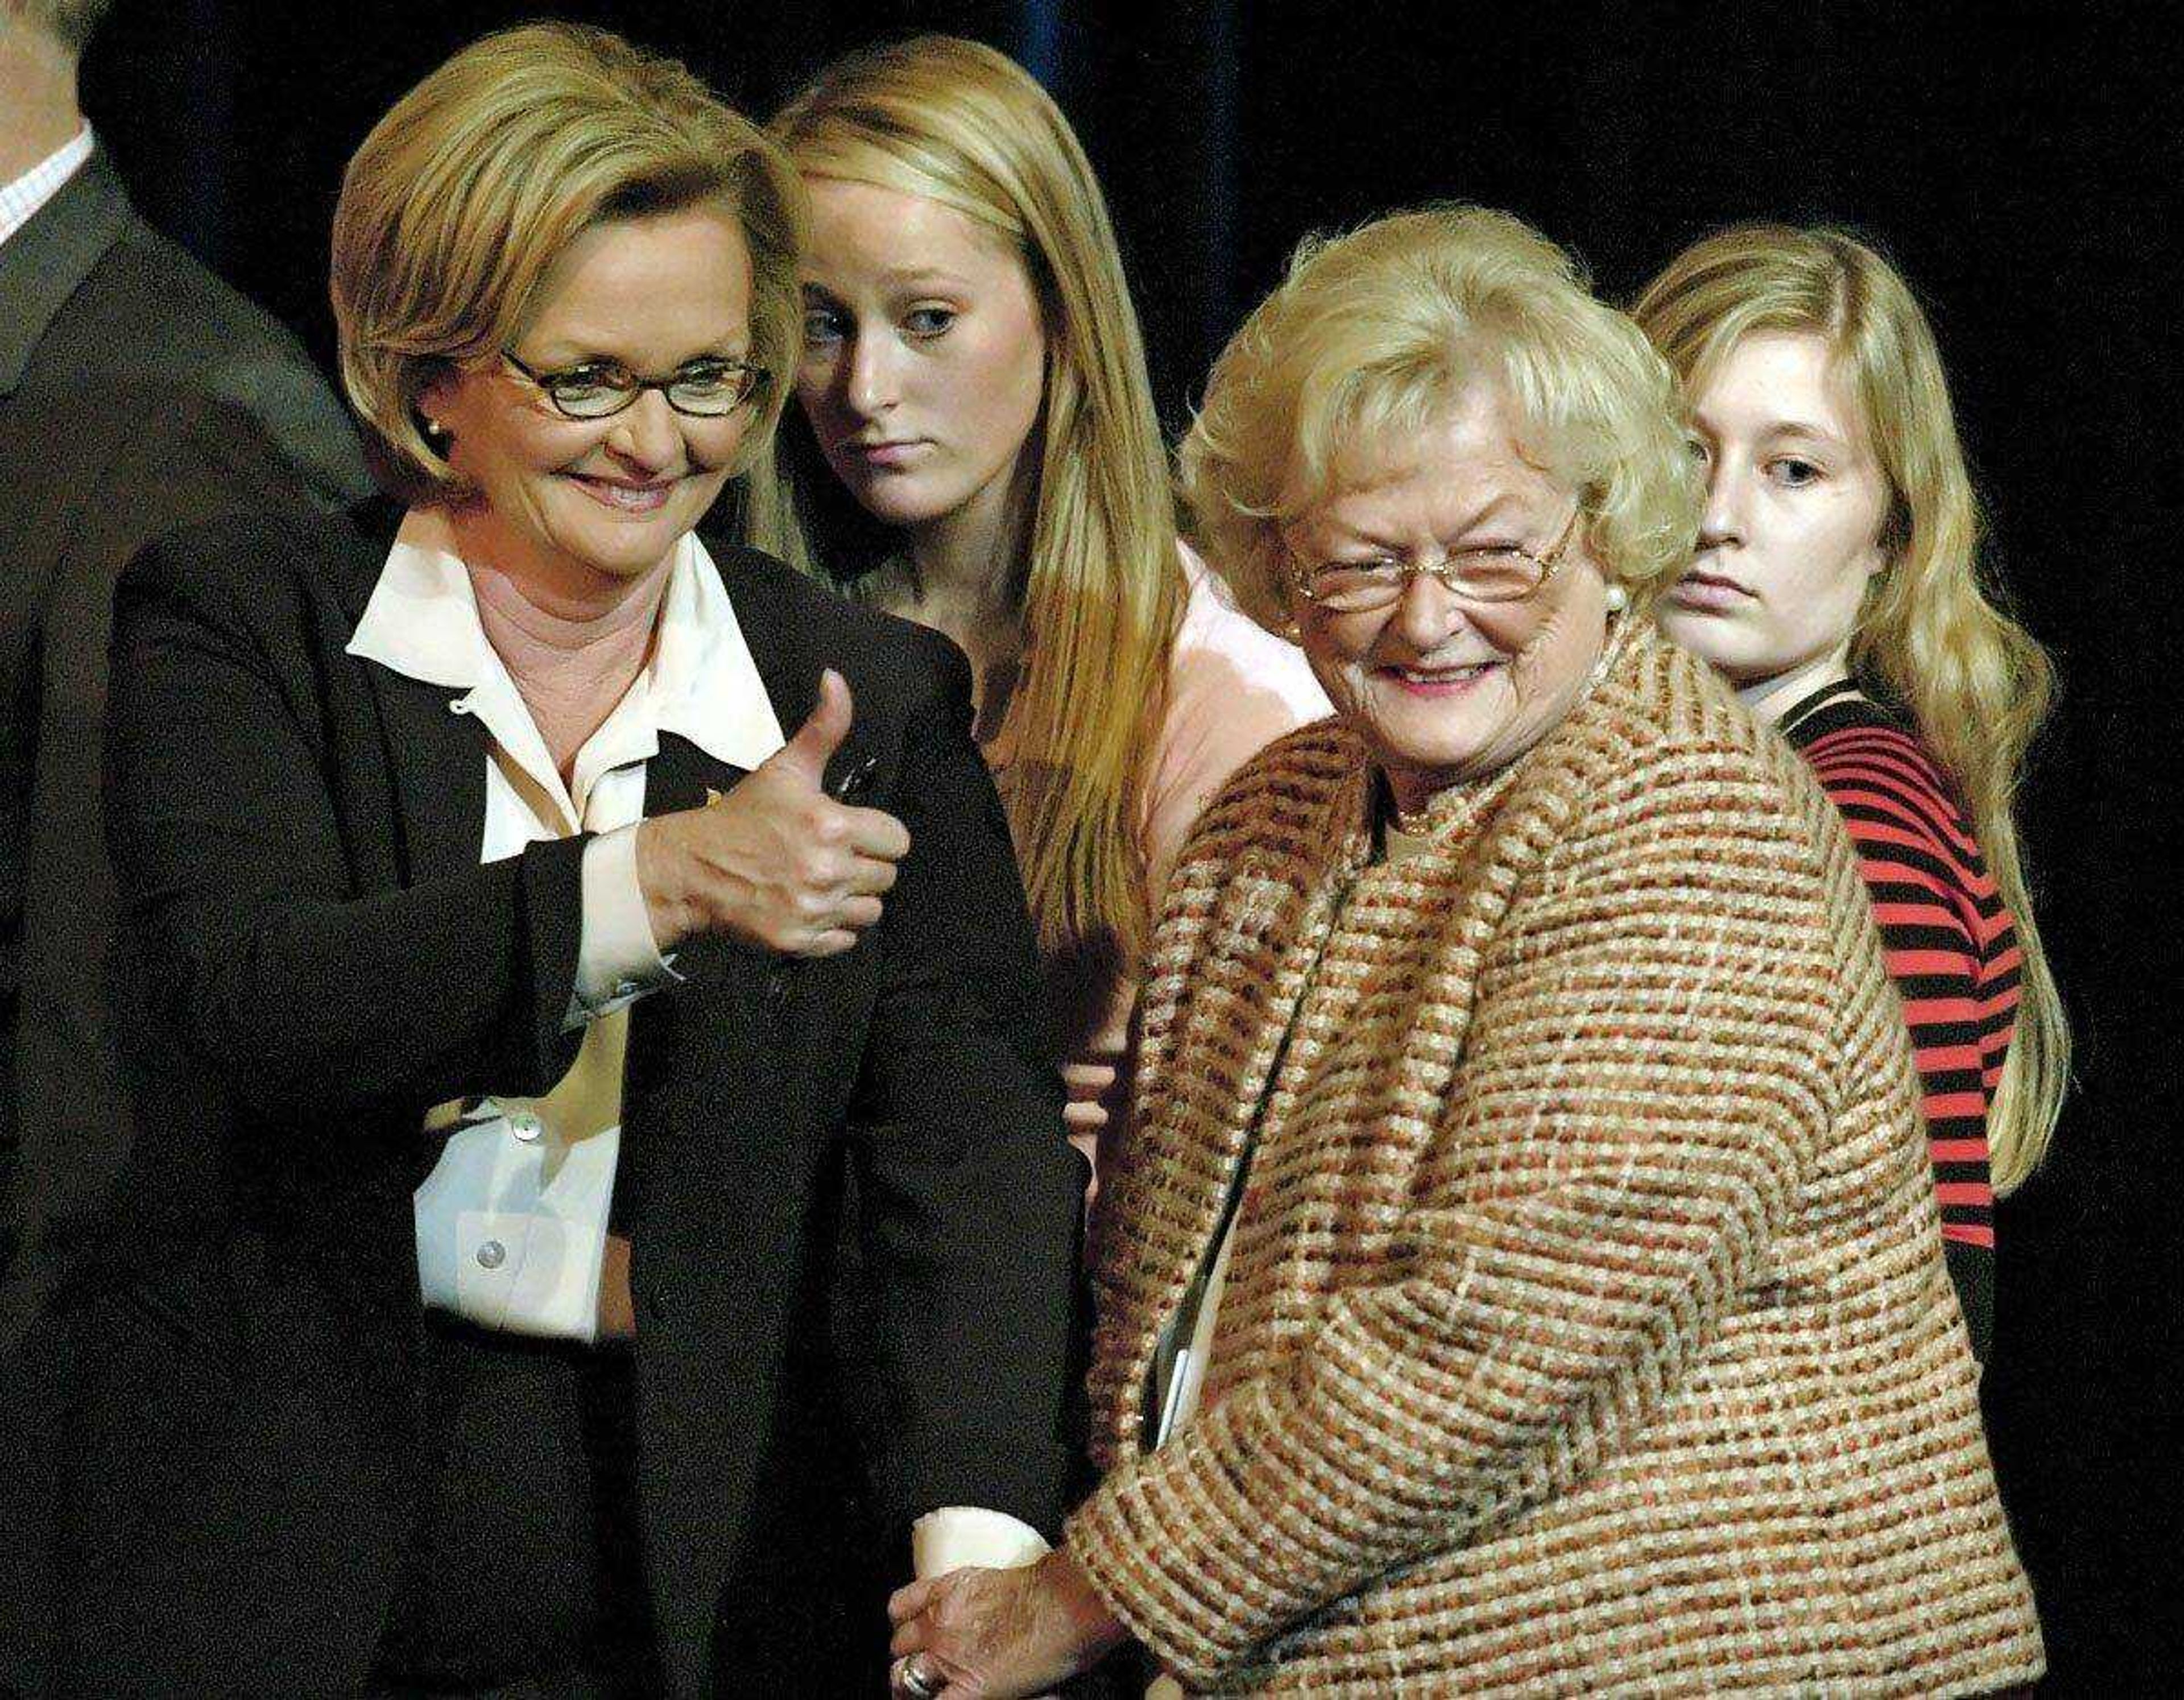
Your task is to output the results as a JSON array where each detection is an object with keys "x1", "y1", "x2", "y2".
[{"x1": 1636, "y1": 227, "x2": 2067, "y2": 1366}]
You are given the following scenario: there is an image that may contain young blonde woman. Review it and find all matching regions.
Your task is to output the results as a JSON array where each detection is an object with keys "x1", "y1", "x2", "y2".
[
  {"x1": 760, "y1": 36, "x2": 1327, "y2": 1180},
  {"x1": 1635, "y1": 225, "x2": 2068, "y2": 1365}
]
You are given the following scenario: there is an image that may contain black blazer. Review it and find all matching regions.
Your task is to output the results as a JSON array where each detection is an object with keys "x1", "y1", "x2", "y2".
[
  {"x1": 44, "y1": 500, "x2": 1084, "y2": 1695},
  {"x1": 0, "y1": 147, "x2": 370, "y2": 1335}
]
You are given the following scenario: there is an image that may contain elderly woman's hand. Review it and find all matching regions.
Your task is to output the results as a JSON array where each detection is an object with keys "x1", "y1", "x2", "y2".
[
  {"x1": 635, "y1": 668, "x2": 911, "y2": 957},
  {"x1": 887, "y1": 1549, "x2": 1127, "y2": 1699}
]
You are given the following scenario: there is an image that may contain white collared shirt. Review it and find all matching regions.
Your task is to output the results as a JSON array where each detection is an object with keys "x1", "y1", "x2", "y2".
[
  {"x1": 0, "y1": 123, "x2": 96, "y2": 251},
  {"x1": 348, "y1": 507, "x2": 784, "y2": 1341}
]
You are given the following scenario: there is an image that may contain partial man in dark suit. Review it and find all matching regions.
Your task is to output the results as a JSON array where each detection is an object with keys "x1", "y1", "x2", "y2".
[
  {"x1": 0, "y1": 0, "x2": 370, "y2": 1335},
  {"x1": 2, "y1": 10, "x2": 369, "y2": 1686},
  {"x1": 36, "y1": 23, "x2": 1086, "y2": 1697}
]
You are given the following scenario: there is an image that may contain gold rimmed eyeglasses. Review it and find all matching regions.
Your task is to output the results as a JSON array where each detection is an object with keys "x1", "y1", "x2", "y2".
[{"x1": 1291, "y1": 503, "x2": 1582, "y2": 614}]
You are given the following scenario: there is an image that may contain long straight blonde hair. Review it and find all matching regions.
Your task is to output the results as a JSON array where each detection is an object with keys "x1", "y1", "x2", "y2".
[
  {"x1": 1634, "y1": 225, "x2": 2067, "y2": 1192},
  {"x1": 760, "y1": 36, "x2": 1183, "y2": 970}
]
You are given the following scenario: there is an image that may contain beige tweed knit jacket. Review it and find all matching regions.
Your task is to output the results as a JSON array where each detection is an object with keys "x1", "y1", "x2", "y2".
[{"x1": 1065, "y1": 621, "x2": 2041, "y2": 1696}]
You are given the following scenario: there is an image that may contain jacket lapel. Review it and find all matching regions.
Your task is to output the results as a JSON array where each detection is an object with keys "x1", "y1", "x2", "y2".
[
  {"x1": 641, "y1": 728, "x2": 750, "y2": 819},
  {"x1": 0, "y1": 153, "x2": 131, "y2": 592},
  {"x1": 322, "y1": 500, "x2": 494, "y2": 887},
  {"x1": 0, "y1": 149, "x2": 130, "y2": 399},
  {"x1": 369, "y1": 667, "x2": 494, "y2": 883}
]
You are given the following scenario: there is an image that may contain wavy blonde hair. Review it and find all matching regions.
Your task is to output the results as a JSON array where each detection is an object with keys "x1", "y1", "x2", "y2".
[
  {"x1": 332, "y1": 22, "x2": 804, "y2": 506},
  {"x1": 1180, "y1": 205, "x2": 1698, "y2": 632},
  {"x1": 1633, "y1": 224, "x2": 2066, "y2": 1192},
  {"x1": 763, "y1": 36, "x2": 1182, "y2": 968}
]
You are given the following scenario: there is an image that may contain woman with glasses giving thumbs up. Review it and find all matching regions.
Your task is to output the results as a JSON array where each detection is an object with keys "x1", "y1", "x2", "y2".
[{"x1": 53, "y1": 24, "x2": 1084, "y2": 1698}]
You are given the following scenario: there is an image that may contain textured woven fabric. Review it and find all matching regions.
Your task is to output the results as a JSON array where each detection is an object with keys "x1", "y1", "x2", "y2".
[{"x1": 1068, "y1": 620, "x2": 2041, "y2": 1696}]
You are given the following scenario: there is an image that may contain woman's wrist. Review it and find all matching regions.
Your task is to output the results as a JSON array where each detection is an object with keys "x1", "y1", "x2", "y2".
[
  {"x1": 632, "y1": 814, "x2": 698, "y2": 953},
  {"x1": 1035, "y1": 1545, "x2": 1130, "y2": 1666}
]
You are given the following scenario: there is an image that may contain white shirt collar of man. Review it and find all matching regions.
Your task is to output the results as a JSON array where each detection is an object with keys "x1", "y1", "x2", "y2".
[
  {"x1": 349, "y1": 506, "x2": 788, "y2": 822},
  {"x1": 0, "y1": 123, "x2": 97, "y2": 251}
]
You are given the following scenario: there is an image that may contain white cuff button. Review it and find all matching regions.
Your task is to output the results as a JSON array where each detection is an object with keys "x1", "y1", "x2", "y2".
[{"x1": 476, "y1": 1240, "x2": 506, "y2": 1269}]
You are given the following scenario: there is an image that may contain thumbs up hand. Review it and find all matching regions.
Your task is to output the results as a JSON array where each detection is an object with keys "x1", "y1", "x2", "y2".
[
  {"x1": 635, "y1": 669, "x2": 911, "y2": 957},
  {"x1": 768, "y1": 660, "x2": 857, "y2": 789}
]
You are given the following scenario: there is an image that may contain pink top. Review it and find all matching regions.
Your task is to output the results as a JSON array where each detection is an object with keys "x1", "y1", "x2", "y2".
[{"x1": 1035, "y1": 549, "x2": 1330, "y2": 1184}]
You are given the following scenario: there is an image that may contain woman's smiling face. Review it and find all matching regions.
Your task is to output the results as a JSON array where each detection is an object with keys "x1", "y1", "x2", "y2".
[
  {"x1": 421, "y1": 201, "x2": 756, "y2": 593},
  {"x1": 1283, "y1": 384, "x2": 1611, "y2": 814}
]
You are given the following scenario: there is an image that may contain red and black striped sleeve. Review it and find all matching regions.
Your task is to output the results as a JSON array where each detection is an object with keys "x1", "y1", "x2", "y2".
[{"x1": 1788, "y1": 704, "x2": 2017, "y2": 1362}]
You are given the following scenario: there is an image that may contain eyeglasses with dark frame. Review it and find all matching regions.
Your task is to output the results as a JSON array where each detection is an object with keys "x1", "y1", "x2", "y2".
[
  {"x1": 501, "y1": 351, "x2": 769, "y2": 421},
  {"x1": 1290, "y1": 503, "x2": 1585, "y2": 614}
]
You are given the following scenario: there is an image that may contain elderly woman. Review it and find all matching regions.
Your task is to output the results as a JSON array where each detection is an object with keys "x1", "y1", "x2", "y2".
[
  {"x1": 56, "y1": 24, "x2": 1083, "y2": 1697},
  {"x1": 887, "y1": 207, "x2": 2042, "y2": 1697}
]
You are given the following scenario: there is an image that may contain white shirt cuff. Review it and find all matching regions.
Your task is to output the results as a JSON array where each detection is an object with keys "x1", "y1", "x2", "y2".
[
  {"x1": 910, "y1": 1507, "x2": 1050, "y2": 1577},
  {"x1": 568, "y1": 824, "x2": 679, "y2": 1027}
]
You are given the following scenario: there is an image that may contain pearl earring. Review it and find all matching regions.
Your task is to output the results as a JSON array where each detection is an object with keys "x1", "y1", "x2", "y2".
[
  {"x1": 423, "y1": 416, "x2": 446, "y2": 439},
  {"x1": 1603, "y1": 582, "x2": 1629, "y2": 614}
]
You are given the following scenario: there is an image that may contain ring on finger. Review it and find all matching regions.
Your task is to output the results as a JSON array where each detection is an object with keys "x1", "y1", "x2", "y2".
[{"x1": 899, "y1": 1653, "x2": 942, "y2": 1699}]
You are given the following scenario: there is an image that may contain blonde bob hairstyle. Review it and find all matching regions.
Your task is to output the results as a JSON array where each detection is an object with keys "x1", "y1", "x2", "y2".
[
  {"x1": 1181, "y1": 204, "x2": 1698, "y2": 634},
  {"x1": 1633, "y1": 225, "x2": 2067, "y2": 1193},
  {"x1": 763, "y1": 36, "x2": 1182, "y2": 970},
  {"x1": 332, "y1": 22, "x2": 804, "y2": 506}
]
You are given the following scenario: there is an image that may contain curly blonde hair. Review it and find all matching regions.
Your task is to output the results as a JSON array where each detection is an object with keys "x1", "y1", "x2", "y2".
[{"x1": 1181, "y1": 204, "x2": 1698, "y2": 632}]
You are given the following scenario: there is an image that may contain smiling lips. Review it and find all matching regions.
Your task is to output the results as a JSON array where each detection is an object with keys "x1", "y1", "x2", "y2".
[
  {"x1": 1668, "y1": 569, "x2": 1753, "y2": 612},
  {"x1": 566, "y1": 472, "x2": 678, "y2": 514},
  {"x1": 1378, "y1": 660, "x2": 1499, "y2": 696}
]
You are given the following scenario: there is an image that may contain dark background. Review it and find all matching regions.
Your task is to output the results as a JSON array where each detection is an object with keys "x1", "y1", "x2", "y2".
[{"x1": 77, "y1": 1, "x2": 2179, "y2": 1690}]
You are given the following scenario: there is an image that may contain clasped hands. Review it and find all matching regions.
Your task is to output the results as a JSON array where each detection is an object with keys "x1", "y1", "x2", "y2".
[
  {"x1": 887, "y1": 1548, "x2": 1128, "y2": 1700},
  {"x1": 636, "y1": 668, "x2": 909, "y2": 957}
]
